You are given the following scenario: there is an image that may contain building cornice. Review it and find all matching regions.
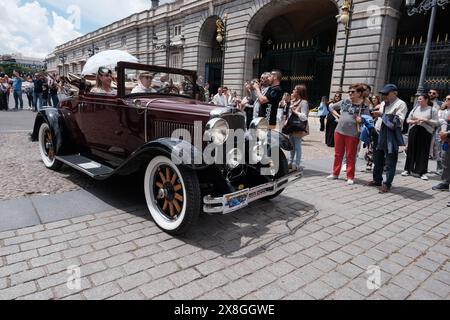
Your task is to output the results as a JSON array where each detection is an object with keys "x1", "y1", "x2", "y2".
[{"x1": 53, "y1": 0, "x2": 240, "y2": 54}]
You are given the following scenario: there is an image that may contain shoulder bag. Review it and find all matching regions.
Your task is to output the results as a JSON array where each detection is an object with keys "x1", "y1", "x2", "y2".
[{"x1": 282, "y1": 100, "x2": 308, "y2": 135}]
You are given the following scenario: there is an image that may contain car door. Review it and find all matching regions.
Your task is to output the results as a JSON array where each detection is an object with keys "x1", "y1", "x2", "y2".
[{"x1": 77, "y1": 93, "x2": 127, "y2": 167}]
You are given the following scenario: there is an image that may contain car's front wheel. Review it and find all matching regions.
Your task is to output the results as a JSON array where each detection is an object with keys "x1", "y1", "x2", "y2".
[
  {"x1": 144, "y1": 155, "x2": 201, "y2": 235},
  {"x1": 38, "y1": 122, "x2": 62, "y2": 171}
]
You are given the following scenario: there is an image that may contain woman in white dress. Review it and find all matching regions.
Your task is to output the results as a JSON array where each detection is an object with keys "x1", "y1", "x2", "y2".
[{"x1": 90, "y1": 67, "x2": 117, "y2": 95}]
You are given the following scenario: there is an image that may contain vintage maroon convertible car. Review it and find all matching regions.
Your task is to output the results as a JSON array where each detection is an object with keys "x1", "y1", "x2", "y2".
[{"x1": 32, "y1": 62, "x2": 301, "y2": 235}]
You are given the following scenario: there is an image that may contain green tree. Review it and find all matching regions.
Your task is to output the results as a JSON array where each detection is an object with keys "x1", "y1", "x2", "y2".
[{"x1": 0, "y1": 63, "x2": 37, "y2": 76}]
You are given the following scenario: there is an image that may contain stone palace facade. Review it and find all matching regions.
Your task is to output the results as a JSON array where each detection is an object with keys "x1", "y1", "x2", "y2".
[{"x1": 46, "y1": 0, "x2": 450, "y2": 105}]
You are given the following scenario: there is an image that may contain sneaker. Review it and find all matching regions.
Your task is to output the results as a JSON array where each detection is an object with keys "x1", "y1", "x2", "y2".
[
  {"x1": 401, "y1": 171, "x2": 410, "y2": 177},
  {"x1": 421, "y1": 175, "x2": 429, "y2": 181},
  {"x1": 366, "y1": 165, "x2": 373, "y2": 172},
  {"x1": 447, "y1": 202, "x2": 450, "y2": 208},
  {"x1": 288, "y1": 163, "x2": 293, "y2": 170},
  {"x1": 432, "y1": 183, "x2": 449, "y2": 191},
  {"x1": 347, "y1": 179, "x2": 355, "y2": 185},
  {"x1": 327, "y1": 175, "x2": 338, "y2": 180}
]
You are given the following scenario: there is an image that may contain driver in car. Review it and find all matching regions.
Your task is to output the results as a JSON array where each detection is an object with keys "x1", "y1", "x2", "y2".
[
  {"x1": 131, "y1": 72, "x2": 157, "y2": 94},
  {"x1": 90, "y1": 67, "x2": 117, "y2": 95},
  {"x1": 152, "y1": 73, "x2": 170, "y2": 90}
]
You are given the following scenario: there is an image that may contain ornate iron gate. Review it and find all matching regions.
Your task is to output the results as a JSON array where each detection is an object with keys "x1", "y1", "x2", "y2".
[
  {"x1": 254, "y1": 41, "x2": 335, "y2": 107},
  {"x1": 388, "y1": 39, "x2": 450, "y2": 105},
  {"x1": 205, "y1": 57, "x2": 222, "y2": 97}
]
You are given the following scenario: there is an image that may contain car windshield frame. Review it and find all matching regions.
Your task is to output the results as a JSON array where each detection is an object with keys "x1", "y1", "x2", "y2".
[{"x1": 117, "y1": 61, "x2": 198, "y2": 99}]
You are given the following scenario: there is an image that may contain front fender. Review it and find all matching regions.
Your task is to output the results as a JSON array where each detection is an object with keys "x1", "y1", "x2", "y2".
[
  {"x1": 268, "y1": 130, "x2": 293, "y2": 151},
  {"x1": 31, "y1": 108, "x2": 65, "y2": 155}
]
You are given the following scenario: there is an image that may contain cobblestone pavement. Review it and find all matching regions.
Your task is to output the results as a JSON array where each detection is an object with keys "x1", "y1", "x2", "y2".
[
  {"x1": 0, "y1": 117, "x2": 449, "y2": 300},
  {"x1": 0, "y1": 163, "x2": 449, "y2": 299},
  {"x1": 0, "y1": 133, "x2": 95, "y2": 201}
]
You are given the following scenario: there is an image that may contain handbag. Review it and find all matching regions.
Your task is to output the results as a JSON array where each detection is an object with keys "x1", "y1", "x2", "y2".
[{"x1": 282, "y1": 111, "x2": 308, "y2": 135}]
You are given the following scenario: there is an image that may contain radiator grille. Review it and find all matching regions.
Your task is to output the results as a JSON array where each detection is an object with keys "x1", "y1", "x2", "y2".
[{"x1": 152, "y1": 120, "x2": 195, "y2": 140}]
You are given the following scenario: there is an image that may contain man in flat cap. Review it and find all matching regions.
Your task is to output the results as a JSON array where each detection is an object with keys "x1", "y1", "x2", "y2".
[{"x1": 367, "y1": 84, "x2": 408, "y2": 193}]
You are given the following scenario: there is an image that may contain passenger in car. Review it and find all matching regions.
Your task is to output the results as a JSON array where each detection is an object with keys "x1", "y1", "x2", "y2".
[
  {"x1": 90, "y1": 67, "x2": 117, "y2": 95},
  {"x1": 131, "y1": 72, "x2": 157, "y2": 94}
]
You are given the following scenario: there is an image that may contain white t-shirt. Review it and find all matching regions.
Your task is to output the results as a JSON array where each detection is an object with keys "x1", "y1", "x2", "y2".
[
  {"x1": 90, "y1": 87, "x2": 117, "y2": 95},
  {"x1": 375, "y1": 98, "x2": 408, "y2": 133}
]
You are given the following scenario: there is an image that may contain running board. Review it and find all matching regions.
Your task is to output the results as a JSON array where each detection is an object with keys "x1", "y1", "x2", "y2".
[{"x1": 56, "y1": 155, "x2": 114, "y2": 178}]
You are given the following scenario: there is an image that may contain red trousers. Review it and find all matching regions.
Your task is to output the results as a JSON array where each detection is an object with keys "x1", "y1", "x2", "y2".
[{"x1": 333, "y1": 132, "x2": 360, "y2": 180}]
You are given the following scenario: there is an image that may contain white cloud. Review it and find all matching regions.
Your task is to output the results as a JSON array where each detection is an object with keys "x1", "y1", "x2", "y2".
[
  {"x1": 0, "y1": 0, "x2": 171, "y2": 59},
  {"x1": 39, "y1": 0, "x2": 171, "y2": 31},
  {"x1": 0, "y1": 0, "x2": 82, "y2": 59}
]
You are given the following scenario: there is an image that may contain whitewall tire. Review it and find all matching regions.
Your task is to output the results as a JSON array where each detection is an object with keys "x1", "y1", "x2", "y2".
[{"x1": 144, "y1": 155, "x2": 201, "y2": 235}]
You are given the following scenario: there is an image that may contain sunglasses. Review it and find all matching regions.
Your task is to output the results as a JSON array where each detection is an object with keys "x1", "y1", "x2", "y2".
[
  {"x1": 348, "y1": 90, "x2": 356, "y2": 94},
  {"x1": 428, "y1": 92, "x2": 437, "y2": 95},
  {"x1": 98, "y1": 67, "x2": 112, "y2": 76}
]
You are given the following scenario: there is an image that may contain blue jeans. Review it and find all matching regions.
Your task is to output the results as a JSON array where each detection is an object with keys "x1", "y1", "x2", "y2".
[
  {"x1": 13, "y1": 91, "x2": 23, "y2": 109},
  {"x1": 33, "y1": 93, "x2": 43, "y2": 111},
  {"x1": 51, "y1": 94, "x2": 59, "y2": 108},
  {"x1": 373, "y1": 148, "x2": 399, "y2": 189},
  {"x1": 289, "y1": 135, "x2": 303, "y2": 167}
]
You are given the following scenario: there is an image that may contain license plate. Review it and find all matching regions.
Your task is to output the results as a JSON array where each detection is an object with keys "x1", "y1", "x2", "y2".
[{"x1": 223, "y1": 189, "x2": 250, "y2": 213}]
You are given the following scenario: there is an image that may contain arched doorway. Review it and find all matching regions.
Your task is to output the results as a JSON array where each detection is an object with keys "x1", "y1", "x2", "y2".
[
  {"x1": 248, "y1": 0, "x2": 339, "y2": 107},
  {"x1": 388, "y1": 2, "x2": 450, "y2": 105},
  {"x1": 198, "y1": 16, "x2": 224, "y2": 96}
]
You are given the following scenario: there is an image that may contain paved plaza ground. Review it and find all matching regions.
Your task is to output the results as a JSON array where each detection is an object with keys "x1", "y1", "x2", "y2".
[{"x1": 0, "y1": 110, "x2": 449, "y2": 300}]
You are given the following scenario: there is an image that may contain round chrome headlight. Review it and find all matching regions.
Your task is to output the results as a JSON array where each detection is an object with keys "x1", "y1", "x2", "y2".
[
  {"x1": 204, "y1": 118, "x2": 229, "y2": 145},
  {"x1": 250, "y1": 117, "x2": 269, "y2": 141}
]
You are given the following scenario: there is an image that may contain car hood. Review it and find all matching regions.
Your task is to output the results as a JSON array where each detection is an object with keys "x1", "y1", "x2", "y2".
[
  {"x1": 140, "y1": 96, "x2": 217, "y2": 117},
  {"x1": 133, "y1": 95, "x2": 219, "y2": 117}
]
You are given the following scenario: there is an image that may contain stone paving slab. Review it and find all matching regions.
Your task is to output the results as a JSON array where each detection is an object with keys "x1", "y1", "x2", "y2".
[
  {"x1": 31, "y1": 190, "x2": 117, "y2": 224},
  {"x1": 0, "y1": 188, "x2": 142, "y2": 232},
  {"x1": 0, "y1": 198, "x2": 41, "y2": 231}
]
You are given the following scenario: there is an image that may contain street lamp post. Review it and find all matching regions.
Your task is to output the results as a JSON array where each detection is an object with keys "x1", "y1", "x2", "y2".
[
  {"x1": 216, "y1": 14, "x2": 228, "y2": 88},
  {"x1": 337, "y1": 0, "x2": 354, "y2": 94},
  {"x1": 87, "y1": 43, "x2": 99, "y2": 57},
  {"x1": 405, "y1": 0, "x2": 449, "y2": 95},
  {"x1": 59, "y1": 52, "x2": 67, "y2": 77}
]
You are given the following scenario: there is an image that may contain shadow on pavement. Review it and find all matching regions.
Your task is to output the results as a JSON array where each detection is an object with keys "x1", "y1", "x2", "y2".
[{"x1": 62, "y1": 168, "x2": 320, "y2": 256}]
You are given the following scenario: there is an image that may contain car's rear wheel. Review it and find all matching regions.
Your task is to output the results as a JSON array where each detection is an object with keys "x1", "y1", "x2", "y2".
[
  {"x1": 144, "y1": 155, "x2": 201, "y2": 235},
  {"x1": 38, "y1": 122, "x2": 62, "y2": 171}
]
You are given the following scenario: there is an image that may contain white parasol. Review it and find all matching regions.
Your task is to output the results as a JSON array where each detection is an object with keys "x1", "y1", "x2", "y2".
[{"x1": 81, "y1": 50, "x2": 139, "y2": 75}]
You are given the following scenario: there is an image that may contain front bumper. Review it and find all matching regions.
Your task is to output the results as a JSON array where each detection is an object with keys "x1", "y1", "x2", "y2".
[{"x1": 203, "y1": 170, "x2": 303, "y2": 214}]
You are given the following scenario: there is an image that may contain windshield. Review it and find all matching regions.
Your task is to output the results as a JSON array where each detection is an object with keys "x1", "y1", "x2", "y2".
[{"x1": 122, "y1": 66, "x2": 197, "y2": 99}]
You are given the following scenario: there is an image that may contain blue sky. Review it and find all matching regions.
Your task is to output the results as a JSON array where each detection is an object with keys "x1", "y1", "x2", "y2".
[{"x1": 0, "y1": 0, "x2": 170, "y2": 59}]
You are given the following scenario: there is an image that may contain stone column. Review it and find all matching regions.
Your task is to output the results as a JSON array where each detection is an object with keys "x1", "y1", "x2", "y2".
[{"x1": 330, "y1": 0, "x2": 401, "y2": 95}]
